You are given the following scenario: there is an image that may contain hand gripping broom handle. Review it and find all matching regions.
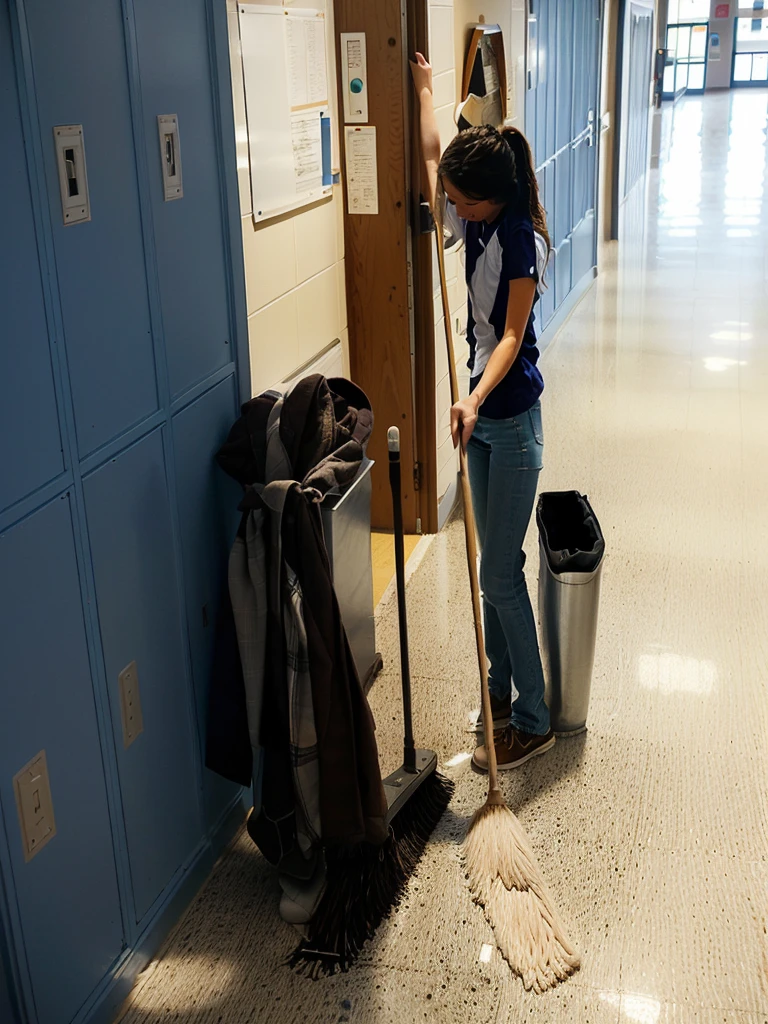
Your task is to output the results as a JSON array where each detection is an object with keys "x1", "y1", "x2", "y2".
[
  {"x1": 433, "y1": 201, "x2": 503, "y2": 801},
  {"x1": 388, "y1": 426, "x2": 417, "y2": 773}
]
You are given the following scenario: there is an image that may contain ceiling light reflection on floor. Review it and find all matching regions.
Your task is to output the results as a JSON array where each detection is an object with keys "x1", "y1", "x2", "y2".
[
  {"x1": 708, "y1": 330, "x2": 741, "y2": 343},
  {"x1": 724, "y1": 201, "x2": 761, "y2": 217},
  {"x1": 445, "y1": 751, "x2": 472, "y2": 767},
  {"x1": 638, "y1": 652, "x2": 717, "y2": 695},
  {"x1": 704, "y1": 356, "x2": 747, "y2": 372},
  {"x1": 599, "y1": 991, "x2": 662, "y2": 1024},
  {"x1": 661, "y1": 216, "x2": 703, "y2": 227}
]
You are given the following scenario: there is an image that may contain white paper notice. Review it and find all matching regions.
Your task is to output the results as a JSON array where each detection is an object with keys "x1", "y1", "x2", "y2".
[
  {"x1": 292, "y1": 110, "x2": 323, "y2": 196},
  {"x1": 286, "y1": 18, "x2": 309, "y2": 108},
  {"x1": 305, "y1": 19, "x2": 328, "y2": 106},
  {"x1": 287, "y1": 14, "x2": 328, "y2": 109},
  {"x1": 345, "y1": 126, "x2": 378, "y2": 215}
]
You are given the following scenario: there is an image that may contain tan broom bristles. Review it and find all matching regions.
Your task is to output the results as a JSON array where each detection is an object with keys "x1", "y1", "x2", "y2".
[{"x1": 432, "y1": 192, "x2": 580, "y2": 991}]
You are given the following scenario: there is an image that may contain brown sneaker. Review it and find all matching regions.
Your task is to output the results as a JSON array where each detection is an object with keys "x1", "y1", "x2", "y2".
[{"x1": 472, "y1": 726, "x2": 555, "y2": 772}]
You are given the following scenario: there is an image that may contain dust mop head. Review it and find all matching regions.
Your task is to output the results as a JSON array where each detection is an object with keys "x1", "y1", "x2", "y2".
[
  {"x1": 463, "y1": 801, "x2": 581, "y2": 993},
  {"x1": 288, "y1": 771, "x2": 454, "y2": 977}
]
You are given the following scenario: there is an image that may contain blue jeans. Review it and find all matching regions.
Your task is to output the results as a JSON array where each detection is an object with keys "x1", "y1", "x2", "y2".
[{"x1": 466, "y1": 402, "x2": 550, "y2": 736}]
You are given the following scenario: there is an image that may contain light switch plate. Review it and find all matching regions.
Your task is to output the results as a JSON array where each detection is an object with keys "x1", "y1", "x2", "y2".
[
  {"x1": 14, "y1": 751, "x2": 57, "y2": 863},
  {"x1": 340, "y1": 33, "x2": 368, "y2": 124},
  {"x1": 119, "y1": 661, "x2": 144, "y2": 748}
]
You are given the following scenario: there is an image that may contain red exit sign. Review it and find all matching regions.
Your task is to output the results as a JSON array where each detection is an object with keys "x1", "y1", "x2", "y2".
[{"x1": 715, "y1": 3, "x2": 730, "y2": 17}]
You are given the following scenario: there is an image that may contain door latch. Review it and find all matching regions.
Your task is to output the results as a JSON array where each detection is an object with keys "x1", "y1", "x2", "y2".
[{"x1": 419, "y1": 197, "x2": 434, "y2": 235}]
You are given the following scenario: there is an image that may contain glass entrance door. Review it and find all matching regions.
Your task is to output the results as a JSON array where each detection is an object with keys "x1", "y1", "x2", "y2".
[
  {"x1": 664, "y1": 21, "x2": 709, "y2": 96},
  {"x1": 732, "y1": 17, "x2": 768, "y2": 86}
]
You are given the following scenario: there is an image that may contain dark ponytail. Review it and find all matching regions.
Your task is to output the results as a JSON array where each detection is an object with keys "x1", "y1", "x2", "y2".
[
  {"x1": 438, "y1": 124, "x2": 550, "y2": 250},
  {"x1": 500, "y1": 127, "x2": 550, "y2": 251}
]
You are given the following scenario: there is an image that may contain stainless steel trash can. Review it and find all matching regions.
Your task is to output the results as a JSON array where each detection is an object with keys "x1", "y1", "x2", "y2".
[
  {"x1": 536, "y1": 491, "x2": 605, "y2": 735},
  {"x1": 321, "y1": 457, "x2": 382, "y2": 690}
]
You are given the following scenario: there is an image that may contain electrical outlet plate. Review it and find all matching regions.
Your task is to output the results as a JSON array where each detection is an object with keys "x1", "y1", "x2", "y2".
[
  {"x1": 14, "y1": 751, "x2": 57, "y2": 863},
  {"x1": 119, "y1": 661, "x2": 144, "y2": 748}
]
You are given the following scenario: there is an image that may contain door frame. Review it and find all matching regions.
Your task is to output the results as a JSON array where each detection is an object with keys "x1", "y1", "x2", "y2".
[{"x1": 407, "y1": 0, "x2": 439, "y2": 534}]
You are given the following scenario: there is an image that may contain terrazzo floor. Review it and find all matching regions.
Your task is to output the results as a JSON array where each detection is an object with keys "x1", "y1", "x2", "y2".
[{"x1": 117, "y1": 91, "x2": 768, "y2": 1024}]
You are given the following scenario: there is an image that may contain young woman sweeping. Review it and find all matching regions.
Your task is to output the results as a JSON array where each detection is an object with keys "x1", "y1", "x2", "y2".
[{"x1": 411, "y1": 53, "x2": 554, "y2": 771}]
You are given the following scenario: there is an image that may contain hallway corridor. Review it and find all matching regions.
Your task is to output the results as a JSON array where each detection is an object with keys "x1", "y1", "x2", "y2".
[{"x1": 117, "y1": 91, "x2": 768, "y2": 1024}]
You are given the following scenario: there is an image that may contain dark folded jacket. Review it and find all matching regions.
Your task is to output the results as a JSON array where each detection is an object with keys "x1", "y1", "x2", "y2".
[{"x1": 209, "y1": 375, "x2": 387, "y2": 856}]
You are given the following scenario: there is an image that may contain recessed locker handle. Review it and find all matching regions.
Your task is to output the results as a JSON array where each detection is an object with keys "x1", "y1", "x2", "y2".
[
  {"x1": 53, "y1": 125, "x2": 91, "y2": 225},
  {"x1": 157, "y1": 115, "x2": 183, "y2": 201}
]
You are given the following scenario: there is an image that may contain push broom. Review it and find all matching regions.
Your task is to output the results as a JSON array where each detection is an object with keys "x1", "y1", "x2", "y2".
[
  {"x1": 289, "y1": 428, "x2": 453, "y2": 974},
  {"x1": 433, "y1": 195, "x2": 580, "y2": 992}
]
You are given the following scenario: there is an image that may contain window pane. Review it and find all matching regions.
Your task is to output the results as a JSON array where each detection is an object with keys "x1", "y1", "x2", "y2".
[
  {"x1": 663, "y1": 65, "x2": 676, "y2": 93},
  {"x1": 676, "y1": 63, "x2": 689, "y2": 91},
  {"x1": 678, "y1": 0, "x2": 710, "y2": 19},
  {"x1": 737, "y1": 16, "x2": 768, "y2": 42},
  {"x1": 667, "y1": 26, "x2": 679, "y2": 58},
  {"x1": 734, "y1": 53, "x2": 753, "y2": 80},
  {"x1": 688, "y1": 62, "x2": 705, "y2": 89},
  {"x1": 753, "y1": 53, "x2": 768, "y2": 80},
  {"x1": 677, "y1": 26, "x2": 692, "y2": 59},
  {"x1": 690, "y1": 25, "x2": 708, "y2": 58}
]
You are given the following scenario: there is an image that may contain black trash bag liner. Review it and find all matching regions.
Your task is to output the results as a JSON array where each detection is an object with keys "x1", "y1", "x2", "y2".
[{"x1": 536, "y1": 490, "x2": 605, "y2": 574}]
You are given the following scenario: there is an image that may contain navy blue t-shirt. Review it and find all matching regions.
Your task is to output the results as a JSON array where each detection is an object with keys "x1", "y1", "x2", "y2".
[{"x1": 444, "y1": 201, "x2": 546, "y2": 419}]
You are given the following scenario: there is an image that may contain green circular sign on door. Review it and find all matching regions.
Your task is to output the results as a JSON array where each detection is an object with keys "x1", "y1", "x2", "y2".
[{"x1": 350, "y1": 78, "x2": 364, "y2": 94}]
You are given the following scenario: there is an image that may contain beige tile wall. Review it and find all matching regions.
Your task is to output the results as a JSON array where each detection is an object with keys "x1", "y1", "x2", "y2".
[
  {"x1": 430, "y1": 1, "x2": 528, "y2": 511},
  {"x1": 453, "y1": 1, "x2": 527, "y2": 126},
  {"x1": 227, "y1": 0, "x2": 347, "y2": 396}
]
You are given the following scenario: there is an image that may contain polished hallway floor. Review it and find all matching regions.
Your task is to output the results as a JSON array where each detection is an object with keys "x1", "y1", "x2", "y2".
[{"x1": 117, "y1": 91, "x2": 768, "y2": 1024}]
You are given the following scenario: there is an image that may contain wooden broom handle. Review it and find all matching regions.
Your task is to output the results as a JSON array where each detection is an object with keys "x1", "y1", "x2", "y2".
[{"x1": 434, "y1": 200, "x2": 502, "y2": 800}]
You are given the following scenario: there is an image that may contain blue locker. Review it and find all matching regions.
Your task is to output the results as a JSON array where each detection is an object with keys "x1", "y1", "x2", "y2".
[
  {"x1": 25, "y1": 0, "x2": 159, "y2": 458},
  {"x1": 572, "y1": 0, "x2": 590, "y2": 138},
  {"x1": 83, "y1": 430, "x2": 200, "y2": 923},
  {"x1": 572, "y1": 211, "x2": 596, "y2": 287},
  {"x1": 545, "y1": 0, "x2": 558, "y2": 159},
  {"x1": 555, "y1": 148, "x2": 572, "y2": 248},
  {"x1": 555, "y1": 237, "x2": 572, "y2": 308},
  {"x1": 171, "y1": 377, "x2": 242, "y2": 829},
  {"x1": 0, "y1": 496, "x2": 123, "y2": 1024},
  {"x1": 132, "y1": 0, "x2": 232, "y2": 400},
  {"x1": 572, "y1": 138, "x2": 590, "y2": 230},
  {"x1": 0, "y1": 8, "x2": 64, "y2": 513},
  {"x1": 540, "y1": 162, "x2": 555, "y2": 246},
  {"x1": 0, "y1": 926, "x2": 21, "y2": 1024},
  {"x1": 539, "y1": 247, "x2": 556, "y2": 327},
  {"x1": 536, "y1": 0, "x2": 549, "y2": 168},
  {"x1": 526, "y1": 7, "x2": 538, "y2": 163},
  {"x1": 556, "y1": 1, "x2": 574, "y2": 152}
]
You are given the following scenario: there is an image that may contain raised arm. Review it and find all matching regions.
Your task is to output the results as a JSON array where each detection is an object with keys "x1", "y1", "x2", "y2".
[{"x1": 409, "y1": 53, "x2": 440, "y2": 211}]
